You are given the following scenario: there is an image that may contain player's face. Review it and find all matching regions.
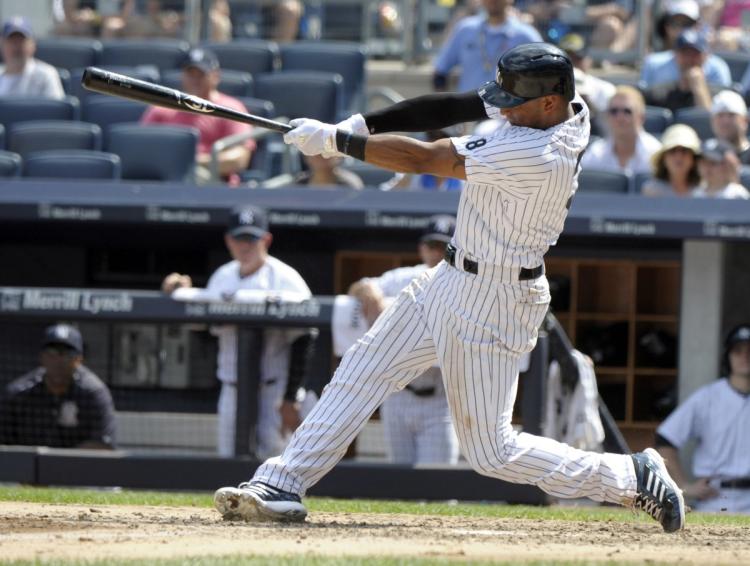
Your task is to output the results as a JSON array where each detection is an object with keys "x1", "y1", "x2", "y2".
[
  {"x1": 40, "y1": 345, "x2": 81, "y2": 394},
  {"x1": 499, "y1": 97, "x2": 551, "y2": 129},
  {"x1": 418, "y1": 241, "x2": 446, "y2": 268},
  {"x1": 225, "y1": 233, "x2": 270, "y2": 273},
  {"x1": 729, "y1": 341, "x2": 750, "y2": 378}
]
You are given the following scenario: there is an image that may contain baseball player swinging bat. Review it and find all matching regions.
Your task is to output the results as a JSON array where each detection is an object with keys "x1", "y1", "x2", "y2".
[{"x1": 81, "y1": 67, "x2": 292, "y2": 133}]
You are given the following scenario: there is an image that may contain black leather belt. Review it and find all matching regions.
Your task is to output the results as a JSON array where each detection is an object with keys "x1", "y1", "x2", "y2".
[
  {"x1": 444, "y1": 244, "x2": 543, "y2": 280},
  {"x1": 405, "y1": 384, "x2": 436, "y2": 397},
  {"x1": 720, "y1": 478, "x2": 750, "y2": 489}
]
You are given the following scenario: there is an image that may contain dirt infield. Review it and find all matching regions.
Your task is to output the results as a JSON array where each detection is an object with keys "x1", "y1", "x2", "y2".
[{"x1": 1, "y1": 502, "x2": 749, "y2": 564}]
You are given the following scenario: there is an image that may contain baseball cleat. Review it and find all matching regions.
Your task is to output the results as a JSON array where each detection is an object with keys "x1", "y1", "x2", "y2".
[
  {"x1": 631, "y1": 448, "x2": 685, "y2": 533},
  {"x1": 214, "y1": 481, "x2": 307, "y2": 522}
]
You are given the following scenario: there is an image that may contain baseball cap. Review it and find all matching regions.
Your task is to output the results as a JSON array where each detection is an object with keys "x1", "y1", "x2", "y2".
[
  {"x1": 700, "y1": 138, "x2": 733, "y2": 162},
  {"x1": 665, "y1": 0, "x2": 700, "y2": 21},
  {"x1": 420, "y1": 214, "x2": 456, "y2": 244},
  {"x1": 675, "y1": 29, "x2": 708, "y2": 52},
  {"x1": 558, "y1": 33, "x2": 587, "y2": 58},
  {"x1": 711, "y1": 90, "x2": 748, "y2": 116},
  {"x1": 42, "y1": 324, "x2": 83, "y2": 354},
  {"x1": 726, "y1": 324, "x2": 750, "y2": 350},
  {"x1": 182, "y1": 48, "x2": 219, "y2": 72},
  {"x1": 2, "y1": 16, "x2": 33, "y2": 39},
  {"x1": 226, "y1": 205, "x2": 269, "y2": 240}
]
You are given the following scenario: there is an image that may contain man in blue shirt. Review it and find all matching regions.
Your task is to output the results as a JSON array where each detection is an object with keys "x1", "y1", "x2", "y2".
[{"x1": 432, "y1": 0, "x2": 542, "y2": 92}]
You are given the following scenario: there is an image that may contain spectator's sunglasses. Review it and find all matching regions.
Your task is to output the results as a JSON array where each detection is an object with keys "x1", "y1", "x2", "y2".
[{"x1": 607, "y1": 107, "x2": 634, "y2": 116}]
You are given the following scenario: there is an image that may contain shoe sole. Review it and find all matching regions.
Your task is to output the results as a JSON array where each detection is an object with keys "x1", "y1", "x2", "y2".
[
  {"x1": 644, "y1": 448, "x2": 686, "y2": 533},
  {"x1": 214, "y1": 487, "x2": 307, "y2": 523}
]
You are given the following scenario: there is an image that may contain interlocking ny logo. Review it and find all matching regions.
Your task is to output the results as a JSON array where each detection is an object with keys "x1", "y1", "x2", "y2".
[
  {"x1": 181, "y1": 95, "x2": 214, "y2": 113},
  {"x1": 433, "y1": 216, "x2": 453, "y2": 234},
  {"x1": 239, "y1": 209, "x2": 254, "y2": 225}
]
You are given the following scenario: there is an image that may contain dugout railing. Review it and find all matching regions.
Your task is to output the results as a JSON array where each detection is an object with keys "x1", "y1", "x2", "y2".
[{"x1": 0, "y1": 286, "x2": 551, "y2": 503}]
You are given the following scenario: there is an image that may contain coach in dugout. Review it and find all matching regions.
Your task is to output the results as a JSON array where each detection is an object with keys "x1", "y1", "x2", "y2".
[
  {"x1": 655, "y1": 323, "x2": 750, "y2": 513},
  {"x1": 140, "y1": 47, "x2": 254, "y2": 186},
  {"x1": 0, "y1": 324, "x2": 116, "y2": 449}
]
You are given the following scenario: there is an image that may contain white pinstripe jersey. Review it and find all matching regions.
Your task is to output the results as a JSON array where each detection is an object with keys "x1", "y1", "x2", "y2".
[
  {"x1": 207, "y1": 257, "x2": 312, "y2": 385},
  {"x1": 451, "y1": 95, "x2": 590, "y2": 268}
]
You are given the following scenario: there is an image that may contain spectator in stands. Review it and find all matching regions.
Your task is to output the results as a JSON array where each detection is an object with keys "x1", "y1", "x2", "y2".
[
  {"x1": 655, "y1": 324, "x2": 750, "y2": 514},
  {"x1": 557, "y1": 33, "x2": 615, "y2": 137},
  {"x1": 641, "y1": 29, "x2": 731, "y2": 112},
  {"x1": 432, "y1": 0, "x2": 542, "y2": 92},
  {"x1": 707, "y1": 90, "x2": 750, "y2": 165},
  {"x1": 712, "y1": 0, "x2": 750, "y2": 50},
  {"x1": 101, "y1": 0, "x2": 182, "y2": 38},
  {"x1": 141, "y1": 48, "x2": 254, "y2": 185},
  {"x1": 581, "y1": 86, "x2": 662, "y2": 177},
  {"x1": 586, "y1": 0, "x2": 639, "y2": 54},
  {"x1": 0, "y1": 324, "x2": 116, "y2": 449},
  {"x1": 52, "y1": 0, "x2": 101, "y2": 37},
  {"x1": 653, "y1": 0, "x2": 700, "y2": 51},
  {"x1": 694, "y1": 138, "x2": 750, "y2": 198},
  {"x1": 294, "y1": 154, "x2": 364, "y2": 189},
  {"x1": 642, "y1": 124, "x2": 702, "y2": 197},
  {"x1": 0, "y1": 16, "x2": 65, "y2": 100},
  {"x1": 346, "y1": 215, "x2": 460, "y2": 465},
  {"x1": 161, "y1": 205, "x2": 316, "y2": 459}
]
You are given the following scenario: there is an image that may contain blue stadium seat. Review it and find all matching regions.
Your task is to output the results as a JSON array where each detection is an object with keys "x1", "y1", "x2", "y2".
[
  {"x1": 107, "y1": 124, "x2": 198, "y2": 182},
  {"x1": 578, "y1": 168, "x2": 630, "y2": 194},
  {"x1": 0, "y1": 123, "x2": 4, "y2": 149},
  {"x1": 254, "y1": 71, "x2": 344, "y2": 123},
  {"x1": 160, "y1": 69, "x2": 254, "y2": 97},
  {"x1": 201, "y1": 40, "x2": 279, "y2": 75},
  {"x1": 0, "y1": 96, "x2": 80, "y2": 130},
  {"x1": 57, "y1": 68, "x2": 71, "y2": 95},
  {"x1": 70, "y1": 66, "x2": 160, "y2": 101},
  {"x1": 715, "y1": 51, "x2": 750, "y2": 84},
  {"x1": 9, "y1": 120, "x2": 102, "y2": 157},
  {"x1": 35, "y1": 37, "x2": 102, "y2": 70},
  {"x1": 0, "y1": 150, "x2": 21, "y2": 177},
  {"x1": 81, "y1": 96, "x2": 148, "y2": 137},
  {"x1": 23, "y1": 150, "x2": 121, "y2": 180},
  {"x1": 237, "y1": 97, "x2": 275, "y2": 119},
  {"x1": 740, "y1": 165, "x2": 750, "y2": 190},
  {"x1": 644, "y1": 106, "x2": 673, "y2": 136},
  {"x1": 673, "y1": 107, "x2": 713, "y2": 140},
  {"x1": 100, "y1": 39, "x2": 190, "y2": 71},
  {"x1": 280, "y1": 41, "x2": 367, "y2": 116},
  {"x1": 632, "y1": 172, "x2": 653, "y2": 195}
]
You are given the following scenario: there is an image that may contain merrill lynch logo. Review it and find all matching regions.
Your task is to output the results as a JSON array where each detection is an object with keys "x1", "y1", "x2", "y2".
[
  {"x1": 0, "y1": 289, "x2": 133, "y2": 314},
  {"x1": 365, "y1": 212, "x2": 430, "y2": 229},
  {"x1": 589, "y1": 217, "x2": 656, "y2": 236},
  {"x1": 703, "y1": 221, "x2": 750, "y2": 239}
]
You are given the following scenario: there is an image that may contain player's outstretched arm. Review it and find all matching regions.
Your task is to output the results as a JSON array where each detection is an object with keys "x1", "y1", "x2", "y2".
[{"x1": 359, "y1": 135, "x2": 466, "y2": 180}]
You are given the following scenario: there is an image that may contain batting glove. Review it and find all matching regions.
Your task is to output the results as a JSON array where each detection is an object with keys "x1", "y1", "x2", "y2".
[
  {"x1": 283, "y1": 118, "x2": 342, "y2": 158},
  {"x1": 336, "y1": 113, "x2": 369, "y2": 136}
]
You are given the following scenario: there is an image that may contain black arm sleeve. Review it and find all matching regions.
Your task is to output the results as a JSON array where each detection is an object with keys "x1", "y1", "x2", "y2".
[
  {"x1": 284, "y1": 331, "x2": 318, "y2": 402},
  {"x1": 363, "y1": 90, "x2": 488, "y2": 134},
  {"x1": 654, "y1": 433, "x2": 676, "y2": 449}
]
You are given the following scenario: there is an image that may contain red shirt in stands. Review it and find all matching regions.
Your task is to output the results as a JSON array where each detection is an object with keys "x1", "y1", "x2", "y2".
[{"x1": 141, "y1": 91, "x2": 255, "y2": 183}]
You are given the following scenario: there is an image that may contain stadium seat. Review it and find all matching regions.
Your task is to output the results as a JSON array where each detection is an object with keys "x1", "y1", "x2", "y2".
[
  {"x1": 100, "y1": 39, "x2": 190, "y2": 71},
  {"x1": 9, "y1": 120, "x2": 102, "y2": 157},
  {"x1": 0, "y1": 96, "x2": 80, "y2": 130},
  {"x1": 254, "y1": 71, "x2": 344, "y2": 123},
  {"x1": 578, "y1": 168, "x2": 630, "y2": 194},
  {"x1": 343, "y1": 161, "x2": 396, "y2": 188},
  {"x1": 23, "y1": 150, "x2": 121, "y2": 180},
  {"x1": 280, "y1": 41, "x2": 367, "y2": 117},
  {"x1": 107, "y1": 124, "x2": 198, "y2": 182},
  {"x1": 321, "y1": 3, "x2": 366, "y2": 41},
  {"x1": 57, "y1": 68, "x2": 71, "y2": 95},
  {"x1": 237, "y1": 97, "x2": 275, "y2": 119},
  {"x1": 35, "y1": 37, "x2": 102, "y2": 70},
  {"x1": 632, "y1": 172, "x2": 653, "y2": 195},
  {"x1": 160, "y1": 69, "x2": 254, "y2": 97},
  {"x1": 82, "y1": 96, "x2": 149, "y2": 135},
  {"x1": 0, "y1": 123, "x2": 4, "y2": 149},
  {"x1": 0, "y1": 150, "x2": 21, "y2": 177},
  {"x1": 201, "y1": 40, "x2": 280, "y2": 74},
  {"x1": 69, "y1": 66, "x2": 160, "y2": 101},
  {"x1": 740, "y1": 166, "x2": 750, "y2": 190},
  {"x1": 715, "y1": 51, "x2": 750, "y2": 84},
  {"x1": 643, "y1": 106, "x2": 673, "y2": 136},
  {"x1": 673, "y1": 107, "x2": 713, "y2": 140}
]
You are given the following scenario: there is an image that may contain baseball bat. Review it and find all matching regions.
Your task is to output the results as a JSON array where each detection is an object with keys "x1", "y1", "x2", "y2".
[{"x1": 81, "y1": 66, "x2": 293, "y2": 133}]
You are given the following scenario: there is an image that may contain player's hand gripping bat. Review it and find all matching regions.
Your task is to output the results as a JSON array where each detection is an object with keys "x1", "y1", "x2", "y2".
[{"x1": 81, "y1": 66, "x2": 292, "y2": 134}]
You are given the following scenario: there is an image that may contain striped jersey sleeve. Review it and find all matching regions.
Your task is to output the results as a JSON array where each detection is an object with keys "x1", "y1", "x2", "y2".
[{"x1": 449, "y1": 96, "x2": 590, "y2": 268}]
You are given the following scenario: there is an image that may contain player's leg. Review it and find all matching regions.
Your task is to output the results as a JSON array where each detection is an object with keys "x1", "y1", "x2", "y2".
[
  {"x1": 414, "y1": 394, "x2": 460, "y2": 465},
  {"x1": 380, "y1": 392, "x2": 418, "y2": 464},
  {"x1": 215, "y1": 274, "x2": 440, "y2": 521}
]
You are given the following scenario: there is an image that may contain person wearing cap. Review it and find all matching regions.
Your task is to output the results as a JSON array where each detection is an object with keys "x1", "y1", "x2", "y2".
[
  {"x1": 707, "y1": 89, "x2": 750, "y2": 165},
  {"x1": 655, "y1": 323, "x2": 750, "y2": 513},
  {"x1": 654, "y1": 0, "x2": 701, "y2": 51},
  {"x1": 431, "y1": 0, "x2": 542, "y2": 92},
  {"x1": 140, "y1": 47, "x2": 255, "y2": 186},
  {"x1": 0, "y1": 324, "x2": 116, "y2": 449},
  {"x1": 642, "y1": 124, "x2": 701, "y2": 197},
  {"x1": 641, "y1": 28, "x2": 731, "y2": 112},
  {"x1": 693, "y1": 138, "x2": 750, "y2": 198},
  {"x1": 346, "y1": 215, "x2": 460, "y2": 465},
  {"x1": 161, "y1": 205, "x2": 315, "y2": 458},
  {"x1": 581, "y1": 85, "x2": 662, "y2": 177},
  {"x1": 0, "y1": 16, "x2": 64, "y2": 99}
]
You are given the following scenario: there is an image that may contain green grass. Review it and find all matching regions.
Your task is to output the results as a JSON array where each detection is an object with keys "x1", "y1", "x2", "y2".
[
  {"x1": 2, "y1": 484, "x2": 749, "y2": 527},
  {"x1": 1, "y1": 560, "x2": 673, "y2": 566}
]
